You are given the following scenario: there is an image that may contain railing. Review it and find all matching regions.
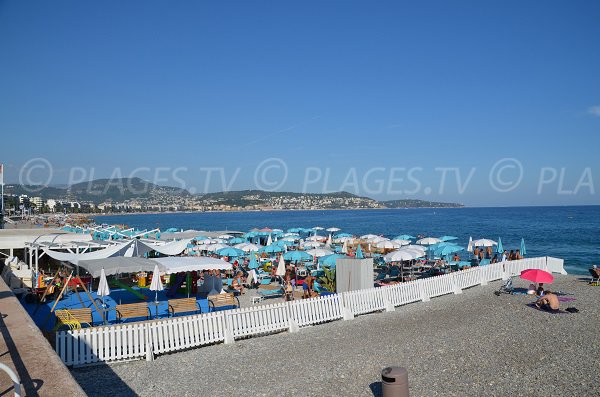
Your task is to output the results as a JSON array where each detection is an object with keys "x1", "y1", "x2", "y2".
[{"x1": 56, "y1": 256, "x2": 565, "y2": 366}]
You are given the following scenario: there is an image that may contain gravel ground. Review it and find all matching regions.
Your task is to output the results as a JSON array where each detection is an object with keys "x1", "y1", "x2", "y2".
[{"x1": 73, "y1": 275, "x2": 599, "y2": 397}]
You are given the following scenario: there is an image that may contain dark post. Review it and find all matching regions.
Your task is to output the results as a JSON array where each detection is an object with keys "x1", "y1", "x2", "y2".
[{"x1": 381, "y1": 366, "x2": 409, "y2": 397}]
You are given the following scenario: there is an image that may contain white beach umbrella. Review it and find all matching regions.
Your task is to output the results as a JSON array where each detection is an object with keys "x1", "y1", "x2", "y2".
[
  {"x1": 326, "y1": 227, "x2": 341, "y2": 232},
  {"x1": 376, "y1": 240, "x2": 401, "y2": 249},
  {"x1": 197, "y1": 239, "x2": 218, "y2": 245},
  {"x1": 97, "y1": 268, "x2": 111, "y2": 307},
  {"x1": 417, "y1": 237, "x2": 442, "y2": 246},
  {"x1": 205, "y1": 243, "x2": 228, "y2": 252},
  {"x1": 307, "y1": 235, "x2": 326, "y2": 242},
  {"x1": 360, "y1": 234, "x2": 379, "y2": 240},
  {"x1": 234, "y1": 243, "x2": 262, "y2": 252},
  {"x1": 335, "y1": 236, "x2": 355, "y2": 244},
  {"x1": 391, "y1": 239, "x2": 411, "y2": 247},
  {"x1": 306, "y1": 248, "x2": 334, "y2": 258},
  {"x1": 312, "y1": 226, "x2": 324, "y2": 230},
  {"x1": 218, "y1": 234, "x2": 234, "y2": 239},
  {"x1": 467, "y1": 236, "x2": 473, "y2": 252},
  {"x1": 303, "y1": 241, "x2": 323, "y2": 248},
  {"x1": 367, "y1": 236, "x2": 388, "y2": 244},
  {"x1": 276, "y1": 255, "x2": 286, "y2": 277},
  {"x1": 402, "y1": 245, "x2": 427, "y2": 255},
  {"x1": 149, "y1": 264, "x2": 164, "y2": 303},
  {"x1": 472, "y1": 239, "x2": 497, "y2": 247},
  {"x1": 384, "y1": 250, "x2": 421, "y2": 262}
]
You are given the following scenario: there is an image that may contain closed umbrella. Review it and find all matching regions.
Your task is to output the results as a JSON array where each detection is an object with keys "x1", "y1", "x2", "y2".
[
  {"x1": 341, "y1": 240, "x2": 349, "y2": 254},
  {"x1": 496, "y1": 237, "x2": 504, "y2": 254},
  {"x1": 520, "y1": 238, "x2": 527, "y2": 256},
  {"x1": 149, "y1": 264, "x2": 163, "y2": 303},
  {"x1": 355, "y1": 245, "x2": 364, "y2": 259},
  {"x1": 276, "y1": 255, "x2": 286, "y2": 277},
  {"x1": 97, "y1": 268, "x2": 111, "y2": 324},
  {"x1": 467, "y1": 236, "x2": 473, "y2": 252},
  {"x1": 97, "y1": 268, "x2": 111, "y2": 307}
]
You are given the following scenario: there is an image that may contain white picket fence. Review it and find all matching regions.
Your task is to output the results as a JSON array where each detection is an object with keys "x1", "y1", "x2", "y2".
[{"x1": 56, "y1": 256, "x2": 565, "y2": 366}]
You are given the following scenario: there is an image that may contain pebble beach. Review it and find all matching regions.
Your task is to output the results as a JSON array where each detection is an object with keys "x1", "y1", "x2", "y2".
[{"x1": 73, "y1": 275, "x2": 599, "y2": 397}]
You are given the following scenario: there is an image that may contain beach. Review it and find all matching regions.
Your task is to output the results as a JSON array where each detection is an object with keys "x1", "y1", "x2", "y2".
[{"x1": 73, "y1": 275, "x2": 599, "y2": 396}]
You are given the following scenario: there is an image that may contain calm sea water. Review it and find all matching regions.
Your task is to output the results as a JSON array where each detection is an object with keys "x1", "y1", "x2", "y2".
[{"x1": 95, "y1": 206, "x2": 600, "y2": 275}]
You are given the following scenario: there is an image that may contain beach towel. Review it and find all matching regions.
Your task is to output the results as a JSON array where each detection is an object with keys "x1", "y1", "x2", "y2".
[{"x1": 557, "y1": 297, "x2": 576, "y2": 303}]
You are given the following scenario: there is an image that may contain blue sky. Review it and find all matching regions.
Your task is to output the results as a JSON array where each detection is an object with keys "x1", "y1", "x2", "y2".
[{"x1": 1, "y1": 1, "x2": 599, "y2": 206}]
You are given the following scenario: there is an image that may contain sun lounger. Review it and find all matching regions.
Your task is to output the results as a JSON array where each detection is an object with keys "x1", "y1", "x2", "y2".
[{"x1": 257, "y1": 284, "x2": 283, "y2": 299}]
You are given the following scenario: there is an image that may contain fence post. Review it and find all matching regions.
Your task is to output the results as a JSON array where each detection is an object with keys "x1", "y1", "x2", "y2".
[
  {"x1": 145, "y1": 322, "x2": 154, "y2": 362},
  {"x1": 340, "y1": 293, "x2": 354, "y2": 320},
  {"x1": 287, "y1": 302, "x2": 300, "y2": 333},
  {"x1": 419, "y1": 280, "x2": 430, "y2": 302},
  {"x1": 223, "y1": 313, "x2": 235, "y2": 344},
  {"x1": 451, "y1": 273, "x2": 462, "y2": 295},
  {"x1": 479, "y1": 267, "x2": 488, "y2": 286},
  {"x1": 383, "y1": 288, "x2": 395, "y2": 312}
]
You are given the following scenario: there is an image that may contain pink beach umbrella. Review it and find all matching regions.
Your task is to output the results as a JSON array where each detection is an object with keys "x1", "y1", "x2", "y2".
[{"x1": 520, "y1": 269, "x2": 554, "y2": 284}]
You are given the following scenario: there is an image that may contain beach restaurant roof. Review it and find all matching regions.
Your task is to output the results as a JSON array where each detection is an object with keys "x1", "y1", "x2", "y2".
[
  {"x1": 0, "y1": 228, "x2": 93, "y2": 250},
  {"x1": 78, "y1": 256, "x2": 232, "y2": 278}
]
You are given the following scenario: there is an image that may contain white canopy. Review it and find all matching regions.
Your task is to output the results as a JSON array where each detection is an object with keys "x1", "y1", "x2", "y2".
[
  {"x1": 79, "y1": 257, "x2": 161, "y2": 277},
  {"x1": 152, "y1": 257, "x2": 232, "y2": 274},
  {"x1": 43, "y1": 238, "x2": 193, "y2": 265},
  {"x1": 43, "y1": 240, "x2": 136, "y2": 265},
  {"x1": 78, "y1": 256, "x2": 232, "y2": 278}
]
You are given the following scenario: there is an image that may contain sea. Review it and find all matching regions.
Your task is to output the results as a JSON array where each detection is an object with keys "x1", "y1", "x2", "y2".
[{"x1": 94, "y1": 206, "x2": 600, "y2": 275}]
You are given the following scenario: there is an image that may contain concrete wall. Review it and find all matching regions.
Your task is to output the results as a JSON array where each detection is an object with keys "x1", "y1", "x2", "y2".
[
  {"x1": 0, "y1": 278, "x2": 85, "y2": 396},
  {"x1": 335, "y1": 258, "x2": 374, "y2": 293}
]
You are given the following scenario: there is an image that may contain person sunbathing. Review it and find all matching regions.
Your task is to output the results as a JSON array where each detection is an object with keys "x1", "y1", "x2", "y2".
[
  {"x1": 535, "y1": 291, "x2": 559, "y2": 312},
  {"x1": 231, "y1": 272, "x2": 245, "y2": 294}
]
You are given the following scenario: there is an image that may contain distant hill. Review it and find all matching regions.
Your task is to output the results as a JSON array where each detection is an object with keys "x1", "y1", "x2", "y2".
[
  {"x1": 4, "y1": 177, "x2": 191, "y2": 203},
  {"x1": 381, "y1": 199, "x2": 463, "y2": 208},
  {"x1": 3, "y1": 178, "x2": 463, "y2": 209}
]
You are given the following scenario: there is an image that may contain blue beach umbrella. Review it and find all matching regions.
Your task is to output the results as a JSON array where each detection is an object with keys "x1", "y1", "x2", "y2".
[
  {"x1": 393, "y1": 235, "x2": 415, "y2": 241},
  {"x1": 259, "y1": 244, "x2": 284, "y2": 254},
  {"x1": 248, "y1": 255, "x2": 260, "y2": 269},
  {"x1": 520, "y1": 238, "x2": 527, "y2": 256},
  {"x1": 283, "y1": 250, "x2": 313, "y2": 262},
  {"x1": 496, "y1": 237, "x2": 504, "y2": 254},
  {"x1": 217, "y1": 247, "x2": 245, "y2": 257},
  {"x1": 229, "y1": 237, "x2": 245, "y2": 244},
  {"x1": 319, "y1": 254, "x2": 349, "y2": 267},
  {"x1": 355, "y1": 245, "x2": 364, "y2": 259},
  {"x1": 334, "y1": 233, "x2": 353, "y2": 238},
  {"x1": 439, "y1": 236, "x2": 458, "y2": 242}
]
